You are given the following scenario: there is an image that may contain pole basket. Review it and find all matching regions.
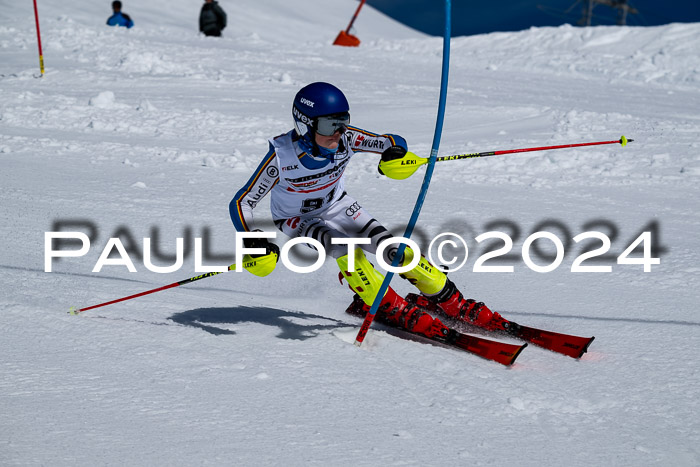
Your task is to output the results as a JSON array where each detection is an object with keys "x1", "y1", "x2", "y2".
[{"x1": 333, "y1": 30, "x2": 360, "y2": 47}]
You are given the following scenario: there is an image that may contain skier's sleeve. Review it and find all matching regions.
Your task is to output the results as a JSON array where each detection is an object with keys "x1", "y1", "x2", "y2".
[
  {"x1": 229, "y1": 145, "x2": 279, "y2": 232},
  {"x1": 345, "y1": 125, "x2": 407, "y2": 154}
]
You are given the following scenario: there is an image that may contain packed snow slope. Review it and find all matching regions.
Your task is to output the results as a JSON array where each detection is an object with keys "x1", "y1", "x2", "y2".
[{"x1": 2, "y1": 0, "x2": 700, "y2": 465}]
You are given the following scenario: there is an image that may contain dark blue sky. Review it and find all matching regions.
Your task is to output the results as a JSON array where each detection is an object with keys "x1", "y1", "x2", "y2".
[{"x1": 365, "y1": 0, "x2": 700, "y2": 36}]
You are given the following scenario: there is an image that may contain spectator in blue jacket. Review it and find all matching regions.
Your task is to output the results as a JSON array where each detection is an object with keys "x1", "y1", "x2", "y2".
[{"x1": 107, "y1": 1, "x2": 134, "y2": 28}]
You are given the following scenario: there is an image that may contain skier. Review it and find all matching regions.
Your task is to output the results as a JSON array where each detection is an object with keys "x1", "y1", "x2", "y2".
[
  {"x1": 106, "y1": 1, "x2": 134, "y2": 29},
  {"x1": 229, "y1": 82, "x2": 516, "y2": 339},
  {"x1": 199, "y1": 0, "x2": 227, "y2": 37}
]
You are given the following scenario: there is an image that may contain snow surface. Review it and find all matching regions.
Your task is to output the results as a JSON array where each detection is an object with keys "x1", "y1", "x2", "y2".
[{"x1": 2, "y1": 0, "x2": 700, "y2": 465}]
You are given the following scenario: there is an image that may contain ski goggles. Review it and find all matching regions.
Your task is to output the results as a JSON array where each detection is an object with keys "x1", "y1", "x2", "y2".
[{"x1": 315, "y1": 112, "x2": 350, "y2": 136}]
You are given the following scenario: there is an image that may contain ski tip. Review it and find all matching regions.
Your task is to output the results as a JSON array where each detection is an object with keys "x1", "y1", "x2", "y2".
[
  {"x1": 577, "y1": 336, "x2": 595, "y2": 359},
  {"x1": 507, "y1": 342, "x2": 528, "y2": 366}
]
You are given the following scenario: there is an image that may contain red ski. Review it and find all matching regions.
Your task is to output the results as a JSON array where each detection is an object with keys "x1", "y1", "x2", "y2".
[
  {"x1": 346, "y1": 294, "x2": 526, "y2": 366},
  {"x1": 512, "y1": 325, "x2": 594, "y2": 359},
  {"x1": 438, "y1": 329, "x2": 527, "y2": 366},
  {"x1": 405, "y1": 293, "x2": 594, "y2": 359},
  {"x1": 376, "y1": 324, "x2": 527, "y2": 366}
]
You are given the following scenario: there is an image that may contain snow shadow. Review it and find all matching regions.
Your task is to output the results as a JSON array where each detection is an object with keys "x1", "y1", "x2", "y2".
[{"x1": 169, "y1": 307, "x2": 349, "y2": 340}]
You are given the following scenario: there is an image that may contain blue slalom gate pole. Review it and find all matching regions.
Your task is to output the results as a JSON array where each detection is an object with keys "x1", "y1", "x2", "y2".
[{"x1": 354, "y1": 0, "x2": 451, "y2": 346}]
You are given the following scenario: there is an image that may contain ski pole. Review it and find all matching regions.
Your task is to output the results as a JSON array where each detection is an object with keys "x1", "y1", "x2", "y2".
[
  {"x1": 68, "y1": 265, "x2": 236, "y2": 315},
  {"x1": 379, "y1": 136, "x2": 633, "y2": 180}
]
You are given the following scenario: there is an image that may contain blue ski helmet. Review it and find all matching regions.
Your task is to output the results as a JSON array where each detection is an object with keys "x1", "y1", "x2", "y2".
[{"x1": 292, "y1": 82, "x2": 350, "y2": 146}]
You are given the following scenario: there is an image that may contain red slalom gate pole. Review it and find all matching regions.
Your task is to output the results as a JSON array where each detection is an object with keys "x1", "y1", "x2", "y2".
[
  {"x1": 345, "y1": 0, "x2": 367, "y2": 34},
  {"x1": 333, "y1": 0, "x2": 366, "y2": 47},
  {"x1": 32, "y1": 0, "x2": 45, "y2": 76}
]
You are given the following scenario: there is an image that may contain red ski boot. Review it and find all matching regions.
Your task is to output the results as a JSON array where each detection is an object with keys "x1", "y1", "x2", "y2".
[
  {"x1": 412, "y1": 279, "x2": 519, "y2": 334},
  {"x1": 337, "y1": 248, "x2": 449, "y2": 339},
  {"x1": 345, "y1": 289, "x2": 450, "y2": 339}
]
